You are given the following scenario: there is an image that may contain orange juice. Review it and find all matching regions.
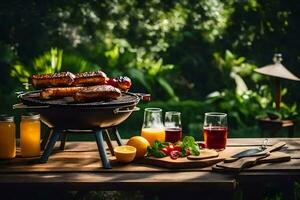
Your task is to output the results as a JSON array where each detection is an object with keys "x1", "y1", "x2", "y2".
[
  {"x1": 141, "y1": 128, "x2": 165, "y2": 145},
  {"x1": 20, "y1": 114, "x2": 41, "y2": 157},
  {"x1": 0, "y1": 115, "x2": 16, "y2": 159}
]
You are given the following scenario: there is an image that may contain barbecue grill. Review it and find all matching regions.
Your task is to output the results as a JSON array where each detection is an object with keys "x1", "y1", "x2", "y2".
[{"x1": 14, "y1": 91, "x2": 149, "y2": 169}]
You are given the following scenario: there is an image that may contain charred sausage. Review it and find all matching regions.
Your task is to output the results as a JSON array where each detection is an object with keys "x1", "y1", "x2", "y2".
[
  {"x1": 31, "y1": 72, "x2": 75, "y2": 88},
  {"x1": 40, "y1": 86, "x2": 85, "y2": 99},
  {"x1": 73, "y1": 71, "x2": 107, "y2": 86},
  {"x1": 73, "y1": 85, "x2": 121, "y2": 102}
]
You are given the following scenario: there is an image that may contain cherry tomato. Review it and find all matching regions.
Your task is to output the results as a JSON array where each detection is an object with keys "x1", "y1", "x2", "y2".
[
  {"x1": 185, "y1": 148, "x2": 191, "y2": 156},
  {"x1": 106, "y1": 78, "x2": 118, "y2": 87},
  {"x1": 170, "y1": 150, "x2": 180, "y2": 160},
  {"x1": 174, "y1": 146, "x2": 182, "y2": 152},
  {"x1": 167, "y1": 144, "x2": 174, "y2": 152},
  {"x1": 198, "y1": 142, "x2": 205, "y2": 148},
  {"x1": 161, "y1": 147, "x2": 170, "y2": 156}
]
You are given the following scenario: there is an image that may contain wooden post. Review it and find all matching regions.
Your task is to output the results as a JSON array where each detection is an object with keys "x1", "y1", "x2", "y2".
[{"x1": 275, "y1": 78, "x2": 281, "y2": 110}]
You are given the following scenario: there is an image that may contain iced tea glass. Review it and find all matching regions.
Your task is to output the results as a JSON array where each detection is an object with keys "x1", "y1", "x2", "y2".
[
  {"x1": 165, "y1": 111, "x2": 182, "y2": 143},
  {"x1": 203, "y1": 112, "x2": 228, "y2": 150}
]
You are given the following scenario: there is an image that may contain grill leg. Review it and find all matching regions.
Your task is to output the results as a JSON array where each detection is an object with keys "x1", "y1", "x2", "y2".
[
  {"x1": 60, "y1": 131, "x2": 68, "y2": 150},
  {"x1": 104, "y1": 129, "x2": 115, "y2": 156},
  {"x1": 40, "y1": 128, "x2": 61, "y2": 163},
  {"x1": 95, "y1": 129, "x2": 112, "y2": 169},
  {"x1": 41, "y1": 128, "x2": 53, "y2": 150},
  {"x1": 113, "y1": 127, "x2": 123, "y2": 146}
]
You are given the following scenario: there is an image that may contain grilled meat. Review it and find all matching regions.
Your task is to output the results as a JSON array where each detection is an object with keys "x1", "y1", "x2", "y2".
[
  {"x1": 106, "y1": 76, "x2": 132, "y2": 91},
  {"x1": 40, "y1": 86, "x2": 85, "y2": 99},
  {"x1": 115, "y1": 76, "x2": 131, "y2": 91},
  {"x1": 31, "y1": 72, "x2": 75, "y2": 88},
  {"x1": 74, "y1": 85, "x2": 121, "y2": 102},
  {"x1": 73, "y1": 71, "x2": 107, "y2": 86},
  {"x1": 30, "y1": 71, "x2": 132, "y2": 92}
]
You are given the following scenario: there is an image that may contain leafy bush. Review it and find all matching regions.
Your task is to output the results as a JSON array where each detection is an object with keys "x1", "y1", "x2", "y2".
[{"x1": 1, "y1": 0, "x2": 299, "y2": 137}]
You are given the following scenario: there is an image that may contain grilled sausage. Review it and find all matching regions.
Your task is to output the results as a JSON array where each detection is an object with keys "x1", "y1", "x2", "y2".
[
  {"x1": 73, "y1": 85, "x2": 121, "y2": 102},
  {"x1": 73, "y1": 71, "x2": 107, "y2": 86},
  {"x1": 40, "y1": 86, "x2": 85, "y2": 99},
  {"x1": 31, "y1": 72, "x2": 75, "y2": 88}
]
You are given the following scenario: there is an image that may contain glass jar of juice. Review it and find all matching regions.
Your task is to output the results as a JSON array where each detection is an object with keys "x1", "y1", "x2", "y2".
[
  {"x1": 141, "y1": 108, "x2": 165, "y2": 145},
  {"x1": 20, "y1": 113, "x2": 41, "y2": 157},
  {"x1": 0, "y1": 114, "x2": 16, "y2": 159}
]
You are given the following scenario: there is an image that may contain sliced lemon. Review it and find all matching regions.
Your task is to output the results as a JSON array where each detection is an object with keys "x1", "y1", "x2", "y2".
[{"x1": 114, "y1": 145, "x2": 136, "y2": 163}]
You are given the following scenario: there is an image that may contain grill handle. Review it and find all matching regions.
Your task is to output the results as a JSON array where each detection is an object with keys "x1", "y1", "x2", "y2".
[
  {"x1": 13, "y1": 103, "x2": 50, "y2": 109},
  {"x1": 130, "y1": 93, "x2": 151, "y2": 102},
  {"x1": 114, "y1": 107, "x2": 140, "y2": 114}
]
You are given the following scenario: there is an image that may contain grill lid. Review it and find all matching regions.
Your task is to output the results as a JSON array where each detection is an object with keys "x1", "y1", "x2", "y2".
[{"x1": 20, "y1": 91, "x2": 140, "y2": 107}]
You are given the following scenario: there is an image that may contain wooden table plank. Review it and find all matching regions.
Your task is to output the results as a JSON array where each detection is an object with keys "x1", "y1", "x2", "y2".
[
  {"x1": 0, "y1": 146, "x2": 254, "y2": 172},
  {"x1": 0, "y1": 172, "x2": 236, "y2": 191}
]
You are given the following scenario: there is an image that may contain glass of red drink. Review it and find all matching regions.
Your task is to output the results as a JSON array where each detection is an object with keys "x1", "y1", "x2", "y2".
[
  {"x1": 165, "y1": 111, "x2": 182, "y2": 143},
  {"x1": 203, "y1": 112, "x2": 228, "y2": 150}
]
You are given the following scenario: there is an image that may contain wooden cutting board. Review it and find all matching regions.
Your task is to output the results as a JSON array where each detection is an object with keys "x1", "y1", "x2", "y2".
[
  {"x1": 212, "y1": 151, "x2": 291, "y2": 172},
  {"x1": 141, "y1": 149, "x2": 223, "y2": 169}
]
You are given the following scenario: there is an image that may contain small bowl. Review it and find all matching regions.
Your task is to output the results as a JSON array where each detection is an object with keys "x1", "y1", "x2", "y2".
[{"x1": 114, "y1": 145, "x2": 137, "y2": 163}]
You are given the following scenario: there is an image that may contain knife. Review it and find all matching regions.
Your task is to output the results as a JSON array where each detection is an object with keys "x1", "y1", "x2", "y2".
[{"x1": 224, "y1": 141, "x2": 286, "y2": 163}]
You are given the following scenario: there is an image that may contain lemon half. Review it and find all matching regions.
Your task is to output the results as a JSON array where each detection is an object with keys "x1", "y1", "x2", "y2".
[{"x1": 114, "y1": 145, "x2": 136, "y2": 163}]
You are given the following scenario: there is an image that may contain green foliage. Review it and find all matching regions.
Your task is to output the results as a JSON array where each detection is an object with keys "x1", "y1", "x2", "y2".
[
  {"x1": 11, "y1": 48, "x2": 64, "y2": 83},
  {"x1": 99, "y1": 38, "x2": 178, "y2": 100},
  {"x1": 214, "y1": 50, "x2": 259, "y2": 95},
  {"x1": 33, "y1": 48, "x2": 63, "y2": 74},
  {"x1": 205, "y1": 89, "x2": 271, "y2": 128},
  {"x1": 211, "y1": 50, "x2": 298, "y2": 123},
  {"x1": 0, "y1": 0, "x2": 299, "y2": 136}
]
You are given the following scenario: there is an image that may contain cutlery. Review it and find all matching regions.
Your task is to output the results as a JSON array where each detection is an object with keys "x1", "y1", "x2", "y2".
[
  {"x1": 216, "y1": 152, "x2": 270, "y2": 170},
  {"x1": 224, "y1": 141, "x2": 286, "y2": 163}
]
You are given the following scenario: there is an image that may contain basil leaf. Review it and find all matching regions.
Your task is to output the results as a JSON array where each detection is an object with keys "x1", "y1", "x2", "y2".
[
  {"x1": 153, "y1": 150, "x2": 166, "y2": 158},
  {"x1": 147, "y1": 140, "x2": 167, "y2": 158},
  {"x1": 190, "y1": 144, "x2": 200, "y2": 156},
  {"x1": 181, "y1": 136, "x2": 200, "y2": 156}
]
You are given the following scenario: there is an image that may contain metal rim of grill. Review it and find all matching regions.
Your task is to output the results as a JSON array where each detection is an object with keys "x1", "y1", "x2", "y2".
[{"x1": 20, "y1": 91, "x2": 140, "y2": 107}]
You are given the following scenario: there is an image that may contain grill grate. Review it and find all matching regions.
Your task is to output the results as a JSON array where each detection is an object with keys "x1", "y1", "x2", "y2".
[{"x1": 20, "y1": 91, "x2": 139, "y2": 107}]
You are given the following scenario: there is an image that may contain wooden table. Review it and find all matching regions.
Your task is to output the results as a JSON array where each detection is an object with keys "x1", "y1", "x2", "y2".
[{"x1": 0, "y1": 138, "x2": 300, "y2": 199}]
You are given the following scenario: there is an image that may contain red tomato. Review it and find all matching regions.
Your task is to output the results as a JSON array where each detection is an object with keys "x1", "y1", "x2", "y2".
[
  {"x1": 106, "y1": 78, "x2": 118, "y2": 87},
  {"x1": 167, "y1": 144, "x2": 174, "y2": 152},
  {"x1": 198, "y1": 142, "x2": 205, "y2": 148},
  {"x1": 161, "y1": 147, "x2": 170, "y2": 156},
  {"x1": 185, "y1": 148, "x2": 191, "y2": 156},
  {"x1": 170, "y1": 150, "x2": 180, "y2": 160},
  {"x1": 174, "y1": 146, "x2": 182, "y2": 152}
]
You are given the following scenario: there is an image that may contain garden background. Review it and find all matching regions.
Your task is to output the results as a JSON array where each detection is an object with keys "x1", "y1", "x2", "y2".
[{"x1": 0, "y1": 0, "x2": 300, "y2": 140}]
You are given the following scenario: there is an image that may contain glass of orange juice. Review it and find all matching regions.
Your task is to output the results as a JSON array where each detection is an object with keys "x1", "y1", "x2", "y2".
[{"x1": 141, "y1": 108, "x2": 165, "y2": 145}]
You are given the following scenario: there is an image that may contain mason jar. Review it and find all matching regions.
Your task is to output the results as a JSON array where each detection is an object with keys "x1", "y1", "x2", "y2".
[
  {"x1": 20, "y1": 113, "x2": 41, "y2": 157},
  {"x1": 0, "y1": 114, "x2": 16, "y2": 159}
]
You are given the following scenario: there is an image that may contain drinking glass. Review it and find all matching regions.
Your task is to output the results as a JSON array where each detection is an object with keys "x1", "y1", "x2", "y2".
[
  {"x1": 203, "y1": 112, "x2": 228, "y2": 150},
  {"x1": 165, "y1": 111, "x2": 182, "y2": 143},
  {"x1": 141, "y1": 108, "x2": 165, "y2": 145}
]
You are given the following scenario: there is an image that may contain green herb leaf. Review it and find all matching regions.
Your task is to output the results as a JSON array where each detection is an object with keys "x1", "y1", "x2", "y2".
[
  {"x1": 153, "y1": 150, "x2": 166, "y2": 158},
  {"x1": 147, "y1": 140, "x2": 167, "y2": 158},
  {"x1": 181, "y1": 136, "x2": 200, "y2": 156}
]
